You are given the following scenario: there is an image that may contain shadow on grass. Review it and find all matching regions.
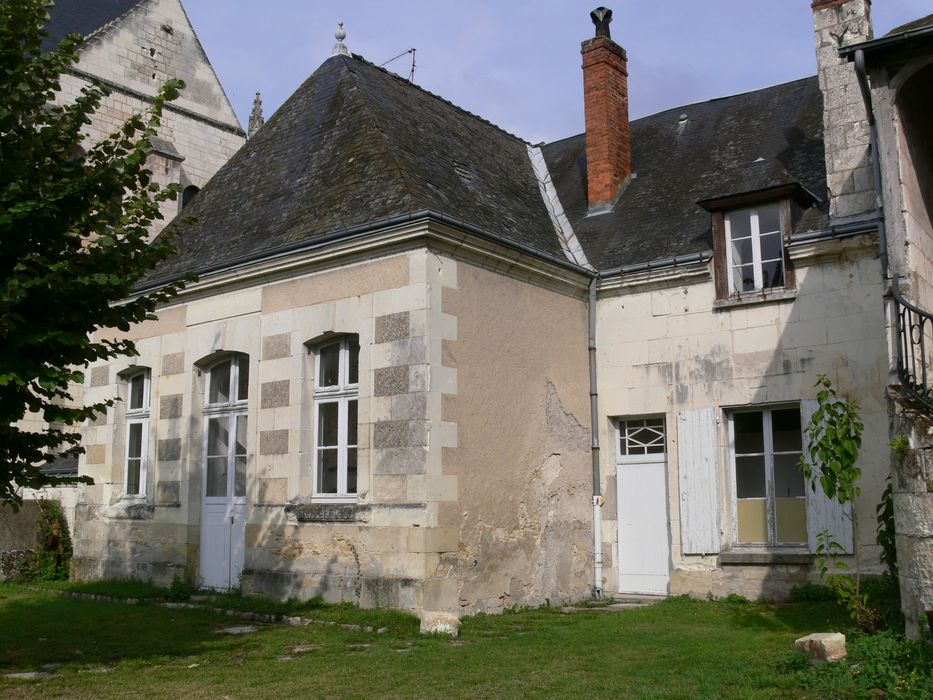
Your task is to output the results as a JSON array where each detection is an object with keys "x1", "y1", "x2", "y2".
[{"x1": 0, "y1": 587, "x2": 245, "y2": 671}]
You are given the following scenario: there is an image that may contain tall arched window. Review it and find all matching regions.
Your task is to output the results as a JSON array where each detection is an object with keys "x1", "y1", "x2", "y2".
[
  {"x1": 312, "y1": 335, "x2": 359, "y2": 497},
  {"x1": 204, "y1": 354, "x2": 249, "y2": 498}
]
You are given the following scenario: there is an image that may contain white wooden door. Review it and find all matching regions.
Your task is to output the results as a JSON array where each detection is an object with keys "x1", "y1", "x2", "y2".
[
  {"x1": 617, "y1": 454, "x2": 671, "y2": 594},
  {"x1": 200, "y1": 413, "x2": 247, "y2": 589}
]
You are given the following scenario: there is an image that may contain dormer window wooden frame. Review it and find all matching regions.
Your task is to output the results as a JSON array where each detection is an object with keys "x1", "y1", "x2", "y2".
[{"x1": 700, "y1": 185, "x2": 803, "y2": 302}]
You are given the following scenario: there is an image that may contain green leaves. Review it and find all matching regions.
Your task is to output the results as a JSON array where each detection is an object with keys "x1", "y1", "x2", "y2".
[{"x1": 0, "y1": 0, "x2": 188, "y2": 505}]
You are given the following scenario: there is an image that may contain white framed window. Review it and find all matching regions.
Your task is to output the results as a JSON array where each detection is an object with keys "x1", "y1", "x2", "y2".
[
  {"x1": 312, "y1": 335, "x2": 359, "y2": 498},
  {"x1": 124, "y1": 370, "x2": 150, "y2": 496},
  {"x1": 204, "y1": 355, "x2": 249, "y2": 499},
  {"x1": 724, "y1": 202, "x2": 785, "y2": 294},
  {"x1": 729, "y1": 405, "x2": 806, "y2": 546}
]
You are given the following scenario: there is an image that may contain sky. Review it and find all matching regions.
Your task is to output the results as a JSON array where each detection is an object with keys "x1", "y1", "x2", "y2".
[{"x1": 184, "y1": 1, "x2": 929, "y2": 144}]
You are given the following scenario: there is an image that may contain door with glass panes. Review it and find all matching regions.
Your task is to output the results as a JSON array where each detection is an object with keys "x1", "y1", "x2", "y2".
[{"x1": 200, "y1": 355, "x2": 249, "y2": 589}]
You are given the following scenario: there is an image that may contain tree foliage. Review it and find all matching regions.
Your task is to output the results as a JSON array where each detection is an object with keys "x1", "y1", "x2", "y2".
[{"x1": 0, "y1": 0, "x2": 187, "y2": 505}]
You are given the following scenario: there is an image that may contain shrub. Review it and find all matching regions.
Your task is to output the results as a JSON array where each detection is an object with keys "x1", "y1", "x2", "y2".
[
  {"x1": 28, "y1": 500, "x2": 72, "y2": 581},
  {"x1": 788, "y1": 583, "x2": 836, "y2": 602}
]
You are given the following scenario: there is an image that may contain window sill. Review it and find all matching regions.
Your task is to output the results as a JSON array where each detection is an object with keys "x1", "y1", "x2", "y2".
[
  {"x1": 713, "y1": 288, "x2": 797, "y2": 311},
  {"x1": 719, "y1": 549, "x2": 811, "y2": 566},
  {"x1": 285, "y1": 501, "x2": 365, "y2": 523}
]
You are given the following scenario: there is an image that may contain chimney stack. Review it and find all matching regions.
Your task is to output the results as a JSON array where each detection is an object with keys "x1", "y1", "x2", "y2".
[
  {"x1": 811, "y1": 0, "x2": 875, "y2": 220},
  {"x1": 581, "y1": 7, "x2": 631, "y2": 214}
]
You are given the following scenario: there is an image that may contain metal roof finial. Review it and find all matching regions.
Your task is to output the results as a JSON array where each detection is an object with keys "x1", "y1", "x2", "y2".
[{"x1": 333, "y1": 21, "x2": 349, "y2": 56}]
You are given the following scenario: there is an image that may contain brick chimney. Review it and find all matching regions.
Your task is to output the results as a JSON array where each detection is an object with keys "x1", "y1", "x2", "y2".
[
  {"x1": 581, "y1": 7, "x2": 631, "y2": 214},
  {"x1": 811, "y1": 0, "x2": 875, "y2": 220}
]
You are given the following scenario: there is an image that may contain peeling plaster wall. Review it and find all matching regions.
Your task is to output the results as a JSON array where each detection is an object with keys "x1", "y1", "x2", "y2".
[
  {"x1": 596, "y1": 236, "x2": 889, "y2": 600},
  {"x1": 439, "y1": 259, "x2": 592, "y2": 614}
]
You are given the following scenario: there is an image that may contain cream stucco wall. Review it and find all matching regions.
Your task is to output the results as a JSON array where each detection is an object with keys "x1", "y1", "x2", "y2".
[
  {"x1": 439, "y1": 259, "x2": 593, "y2": 613},
  {"x1": 597, "y1": 234, "x2": 890, "y2": 600}
]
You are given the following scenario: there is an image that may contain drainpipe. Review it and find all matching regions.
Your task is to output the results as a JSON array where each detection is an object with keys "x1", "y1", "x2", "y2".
[
  {"x1": 588, "y1": 274, "x2": 604, "y2": 600},
  {"x1": 853, "y1": 48, "x2": 888, "y2": 281}
]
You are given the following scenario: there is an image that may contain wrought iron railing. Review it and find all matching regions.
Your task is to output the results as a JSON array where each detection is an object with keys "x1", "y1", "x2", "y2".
[{"x1": 893, "y1": 278, "x2": 933, "y2": 410}]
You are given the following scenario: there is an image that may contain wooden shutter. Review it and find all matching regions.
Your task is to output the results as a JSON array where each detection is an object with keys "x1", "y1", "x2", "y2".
[
  {"x1": 678, "y1": 408, "x2": 721, "y2": 554},
  {"x1": 801, "y1": 399, "x2": 855, "y2": 554}
]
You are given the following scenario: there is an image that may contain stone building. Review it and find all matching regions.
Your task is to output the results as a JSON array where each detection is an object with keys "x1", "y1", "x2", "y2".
[
  {"x1": 16, "y1": 0, "x2": 244, "y2": 520},
  {"x1": 46, "y1": 0, "x2": 245, "y2": 240},
  {"x1": 70, "y1": 2, "x2": 932, "y2": 634}
]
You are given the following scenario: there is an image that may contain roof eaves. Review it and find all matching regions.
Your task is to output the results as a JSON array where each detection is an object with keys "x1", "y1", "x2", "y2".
[{"x1": 839, "y1": 21, "x2": 933, "y2": 60}]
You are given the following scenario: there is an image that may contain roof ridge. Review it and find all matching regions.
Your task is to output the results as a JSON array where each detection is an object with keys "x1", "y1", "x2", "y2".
[
  {"x1": 345, "y1": 52, "x2": 531, "y2": 146},
  {"x1": 81, "y1": 0, "x2": 150, "y2": 46},
  {"x1": 542, "y1": 74, "x2": 819, "y2": 148},
  {"x1": 338, "y1": 56, "x2": 423, "y2": 213}
]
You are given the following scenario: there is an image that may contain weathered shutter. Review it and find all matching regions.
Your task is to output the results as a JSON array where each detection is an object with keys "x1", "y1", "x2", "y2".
[
  {"x1": 801, "y1": 399, "x2": 854, "y2": 553},
  {"x1": 677, "y1": 408, "x2": 721, "y2": 554}
]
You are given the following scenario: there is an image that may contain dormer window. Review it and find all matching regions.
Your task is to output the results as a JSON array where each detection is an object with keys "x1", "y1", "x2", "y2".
[
  {"x1": 725, "y1": 203, "x2": 784, "y2": 294},
  {"x1": 701, "y1": 187, "x2": 802, "y2": 303}
]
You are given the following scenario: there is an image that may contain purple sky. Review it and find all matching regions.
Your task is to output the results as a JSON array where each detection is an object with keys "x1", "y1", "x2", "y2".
[{"x1": 184, "y1": 1, "x2": 928, "y2": 144}]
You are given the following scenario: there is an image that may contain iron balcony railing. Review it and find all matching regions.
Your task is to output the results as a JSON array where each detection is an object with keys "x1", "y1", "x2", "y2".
[{"x1": 893, "y1": 277, "x2": 933, "y2": 410}]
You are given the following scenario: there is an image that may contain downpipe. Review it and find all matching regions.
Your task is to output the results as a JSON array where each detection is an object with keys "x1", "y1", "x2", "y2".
[{"x1": 588, "y1": 275, "x2": 604, "y2": 600}]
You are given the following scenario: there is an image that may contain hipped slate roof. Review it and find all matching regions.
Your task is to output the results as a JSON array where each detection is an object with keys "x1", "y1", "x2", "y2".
[
  {"x1": 541, "y1": 76, "x2": 827, "y2": 270},
  {"x1": 148, "y1": 54, "x2": 828, "y2": 281},
  {"x1": 42, "y1": 0, "x2": 145, "y2": 52},
  {"x1": 146, "y1": 54, "x2": 561, "y2": 283}
]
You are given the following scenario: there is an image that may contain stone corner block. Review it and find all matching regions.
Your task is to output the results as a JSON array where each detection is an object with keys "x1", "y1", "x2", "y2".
[
  {"x1": 374, "y1": 366, "x2": 410, "y2": 396},
  {"x1": 262, "y1": 333, "x2": 291, "y2": 361},
  {"x1": 157, "y1": 438, "x2": 182, "y2": 462},
  {"x1": 155, "y1": 481, "x2": 181, "y2": 507},
  {"x1": 794, "y1": 632, "x2": 846, "y2": 662},
  {"x1": 159, "y1": 394, "x2": 183, "y2": 420},
  {"x1": 90, "y1": 365, "x2": 110, "y2": 387},
  {"x1": 259, "y1": 429, "x2": 289, "y2": 455},
  {"x1": 161, "y1": 352, "x2": 185, "y2": 376},
  {"x1": 375, "y1": 311, "x2": 410, "y2": 344},
  {"x1": 260, "y1": 380, "x2": 290, "y2": 409},
  {"x1": 419, "y1": 611, "x2": 460, "y2": 637}
]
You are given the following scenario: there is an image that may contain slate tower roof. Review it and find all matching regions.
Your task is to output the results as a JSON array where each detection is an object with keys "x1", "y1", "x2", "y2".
[
  {"x1": 147, "y1": 54, "x2": 561, "y2": 284},
  {"x1": 43, "y1": 0, "x2": 146, "y2": 51}
]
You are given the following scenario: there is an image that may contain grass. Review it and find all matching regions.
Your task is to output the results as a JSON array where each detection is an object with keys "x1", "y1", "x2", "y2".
[{"x1": 0, "y1": 581, "x2": 853, "y2": 699}]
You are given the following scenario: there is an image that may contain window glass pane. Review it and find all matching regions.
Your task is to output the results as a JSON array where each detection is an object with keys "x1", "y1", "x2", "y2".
[
  {"x1": 206, "y1": 456, "x2": 227, "y2": 497},
  {"x1": 127, "y1": 459, "x2": 141, "y2": 495},
  {"x1": 235, "y1": 415, "x2": 248, "y2": 457},
  {"x1": 774, "y1": 453, "x2": 805, "y2": 498},
  {"x1": 234, "y1": 456, "x2": 247, "y2": 497},
  {"x1": 761, "y1": 259, "x2": 784, "y2": 289},
  {"x1": 129, "y1": 374, "x2": 146, "y2": 410},
  {"x1": 208, "y1": 360, "x2": 231, "y2": 404},
  {"x1": 776, "y1": 498, "x2": 807, "y2": 543},
  {"x1": 737, "y1": 500, "x2": 769, "y2": 543},
  {"x1": 348, "y1": 336, "x2": 360, "y2": 385},
  {"x1": 347, "y1": 448, "x2": 357, "y2": 494},
  {"x1": 318, "y1": 402, "x2": 338, "y2": 447},
  {"x1": 733, "y1": 264, "x2": 756, "y2": 292},
  {"x1": 759, "y1": 232, "x2": 783, "y2": 262},
  {"x1": 319, "y1": 343, "x2": 340, "y2": 387},
  {"x1": 127, "y1": 422, "x2": 143, "y2": 459},
  {"x1": 731, "y1": 237, "x2": 753, "y2": 266},
  {"x1": 771, "y1": 408, "x2": 802, "y2": 452},
  {"x1": 727, "y1": 209, "x2": 752, "y2": 240},
  {"x1": 317, "y1": 449, "x2": 338, "y2": 493},
  {"x1": 757, "y1": 204, "x2": 781, "y2": 234},
  {"x1": 237, "y1": 357, "x2": 249, "y2": 401},
  {"x1": 207, "y1": 418, "x2": 228, "y2": 457},
  {"x1": 734, "y1": 412, "x2": 764, "y2": 453},
  {"x1": 347, "y1": 400, "x2": 358, "y2": 446},
  {"x1": 735, "y1": 455, "x2": 766, "y2": 498}
]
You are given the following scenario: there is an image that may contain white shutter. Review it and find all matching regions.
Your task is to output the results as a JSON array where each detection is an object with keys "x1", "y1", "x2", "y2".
[
  {"x1": 801, "y1": 399, "x2": 855, "y2": 554},
  {"x1": 677, "y1": 408, "x2": 721, "y2": 554}
]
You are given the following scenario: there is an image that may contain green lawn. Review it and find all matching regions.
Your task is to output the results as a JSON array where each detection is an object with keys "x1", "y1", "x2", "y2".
[{"x1": 0, "y1": 583, "x2": 850, "y2": 699}]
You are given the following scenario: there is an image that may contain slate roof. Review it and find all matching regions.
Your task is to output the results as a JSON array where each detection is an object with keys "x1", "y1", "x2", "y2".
[
  {"x1": 886, "y1": 13, "x2": 933, "y2": 36},
  {"x1": 540, "y1": 76, "x2": 827, "y2": 270},
  {"x1": 147, "y1": 54, "x2": 828, "y2": 282},
  {"x1": 145, "y1": 54, "x2": 561, "y2": 284},
  {"x1": 42, "y1": 0, "x2": 145, "y2": 52}
]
